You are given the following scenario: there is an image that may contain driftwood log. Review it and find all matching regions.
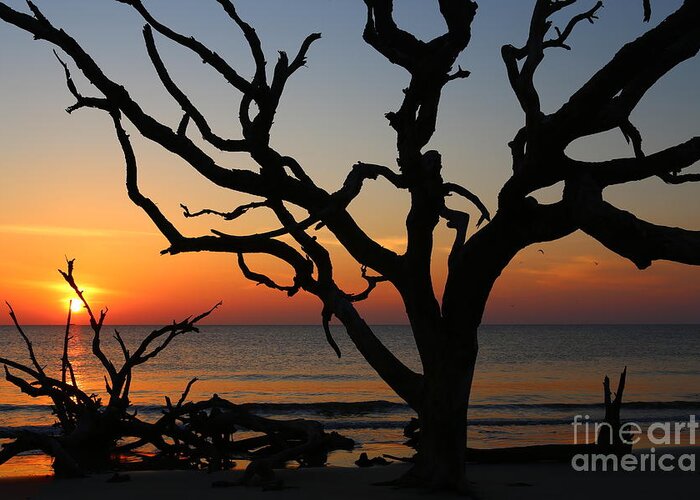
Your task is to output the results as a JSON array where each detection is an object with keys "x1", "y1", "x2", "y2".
[{"x1": 0, "y1": 261, "x2": 353, "y2": 486}]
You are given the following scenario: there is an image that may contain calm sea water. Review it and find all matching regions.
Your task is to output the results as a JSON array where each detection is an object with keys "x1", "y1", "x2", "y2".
[{"x1": 1, "y1": 324, "x2": 698, "y2": 476}]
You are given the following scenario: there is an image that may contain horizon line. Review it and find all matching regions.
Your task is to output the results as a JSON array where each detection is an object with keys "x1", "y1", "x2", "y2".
[{"x1": 2, "y1": 322, "x2": 699, "y2": 328}]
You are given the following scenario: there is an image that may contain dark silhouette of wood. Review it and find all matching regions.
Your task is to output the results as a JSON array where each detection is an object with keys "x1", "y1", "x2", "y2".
[
  {"x1": 597, "y1": 367, "x2": 631, "y2": 453},
  {"x1": 466, "y1": 368, "x2": 632, "y2": 462},
  {"x1": 355, "y1": 452, "x2": 391, "y2": 467},
  {"x1": 397, "y1": 369, "x2": 632, "y2": 463},
  {"x1": 0, "y1": 262, "x2": 353, "y2": 487},
  {"x1": 1, "y1": 0, "x2": 699, "y2": 489}
]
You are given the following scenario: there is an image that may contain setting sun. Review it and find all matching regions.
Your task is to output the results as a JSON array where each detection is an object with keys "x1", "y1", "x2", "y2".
[{"x1": 69, "y1": 300, "x2": 83, "y2": 314}]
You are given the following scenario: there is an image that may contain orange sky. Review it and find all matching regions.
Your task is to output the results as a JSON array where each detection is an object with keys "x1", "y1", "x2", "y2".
[
  {"x1": 2, "y1": 222, "x2": 700, "y2": 325},
  {"x1": 1, "y1": 0, "x2": 699, "y2": 325}
]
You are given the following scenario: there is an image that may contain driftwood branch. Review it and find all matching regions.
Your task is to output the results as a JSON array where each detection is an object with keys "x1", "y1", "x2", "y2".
[{"x1": 0, "y1": 263, "x2": 352, "y2": 484}]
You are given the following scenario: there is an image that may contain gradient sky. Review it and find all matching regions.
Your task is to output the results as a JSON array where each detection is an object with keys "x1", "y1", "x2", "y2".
[{"x1": 1, "y1": 0, "x2": 699, "y2": 325}]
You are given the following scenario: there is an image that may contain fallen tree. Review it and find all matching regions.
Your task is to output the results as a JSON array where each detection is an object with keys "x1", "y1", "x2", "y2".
[{"x1": 0, "y1": 261, "x2": 353, "y2": 486}]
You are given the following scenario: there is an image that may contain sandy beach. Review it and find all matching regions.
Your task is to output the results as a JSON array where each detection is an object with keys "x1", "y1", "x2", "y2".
[{"x1": 0, "y1": 460, "x2": 697, "y2": 500}]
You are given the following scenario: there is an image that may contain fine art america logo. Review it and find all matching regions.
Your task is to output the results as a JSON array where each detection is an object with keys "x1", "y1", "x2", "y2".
[{"x1": 571, "y1": 414, "x2": 697, "y2": 472}]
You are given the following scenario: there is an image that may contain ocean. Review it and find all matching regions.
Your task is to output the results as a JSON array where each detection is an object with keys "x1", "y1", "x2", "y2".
[{"x1": 1, "y1": 324, "x2": 698, "y2": 476}]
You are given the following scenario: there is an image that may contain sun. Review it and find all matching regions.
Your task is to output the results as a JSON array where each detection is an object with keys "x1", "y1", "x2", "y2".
[{"x1": 69, "y1": 300, "x2": 83, "y2": 314}]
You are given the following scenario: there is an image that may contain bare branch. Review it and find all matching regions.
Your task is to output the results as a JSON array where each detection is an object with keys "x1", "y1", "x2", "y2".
[
  {"x1": 502, "y1": 1, "x2": 603, "y2": 120},
  {"x1": 446, "y1": 65, "x2": 470, "y2": 82},
  {"x1": 58, "y1": 259, "x2": 117, "y2": 382},
  {"x1": 335, "y1": 162, "x2": 406, "y2": 209},
  {"x1": 112, "y1": 114, "x2": 183, "y2": 245},
  {"x1": 128, "y1": 302, "x2": 221, "y2": 367},
  {"x1": 2, "y1": 3, "x2": 265, "y2": 196},
  {"x1": 553, "y1": 2, "x2": 700, "y2": 143},
  {"x1": 181, "y1": 201, "x2": 267, "y2": 222},
  {"x1": 215, "y1": 0, "x2": 267, "y2": 85},
  {"x1": 659, "y1": 172, "x2": 700, "y2": 185},
  {"x1": 327, "y1": 295, "x2": 422, "y2": 409},
  {"x1": 444, "y1": 182, "x2": 491, "y2": 227},
  {"x1": 237, "y1": 252, "x2": 303, "y2": 297},
  {"x1": 544, "y1": 2, "x2": 604, "y2": 51},
  {"x1": 322, "y1": 306, "x2": 342, "y2": 358},
  {"x1": 116, "y1": 0, "x2": 253, "y2": 94},
  {"x1": 53, "y1": 50, "x2": 111, "y2": 114},
  {"x1": 270, "y1": 201, "x2": 334, "y2": 287},
  {"x1": 142, "y1": 25, "x2": 248, "y2": 152},
  {"x1": 441, "y1": 207, "x2": 469, "y2": 267},
  {"x1": 176, "y1": 377, "x2": 198, "y2": 409},
  {"x1": 207, "y1": 213, "x2": 323, "y2": 243},
  {"x1": 643, "y1": 0, "x2": 652, "y2": 23},
  {"x1": 113, "y1": 329, "x2": 130, "y2": 362},
  {"x1": 289, "y1": 33, "x2": 323, "y2": 76},
  {"x1": 61, "y1": 301, "x2": 77, "y2": 388},
  {"x1": 5, "y1": 302, "x2": 44, "y2": 377},
  {"x1": 176, "y1": 113, "x2": 190, "y2": 137},
  {"x1": 363, "y1": 0, "x2": 426, "y2": 71},
  {"x1": 619, "y1": 118, "x2": 645, "y2": 159},
  {"x1": 345, "y1": 266, "x2": 388, "y2": 302},
  {"x1": 0, "y1": 360, "x2": 95, "y2": 409},
  {"x1": 280, "y1": 156, "x2": 314, "y2": 185},
  {"x1": 0, "y1": 0, "x2": 404, "y2": 287},
  {"x1": 577, "y1": 198, "x2": 700, "y2": 269},
  {"x1": 588, "y1": 136, "x2": 700, "y2": 187},
  {"x1": 262, "y1": 200, "x2": 421, "y2": 403}
]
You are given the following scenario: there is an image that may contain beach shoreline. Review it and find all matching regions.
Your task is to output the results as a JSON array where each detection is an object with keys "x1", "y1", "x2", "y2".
[{"x1": 1, "y1": 450, "x2": 697, "y2": 500}]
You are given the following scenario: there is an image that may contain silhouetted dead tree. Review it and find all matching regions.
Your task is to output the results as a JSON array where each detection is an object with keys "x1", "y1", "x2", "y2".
[
  {"x1": 1, "y1": 0, "x2": 699, "y2": 489},
  {"x1": 0, "y1": 262, "x2": 353, "y2": 485}
]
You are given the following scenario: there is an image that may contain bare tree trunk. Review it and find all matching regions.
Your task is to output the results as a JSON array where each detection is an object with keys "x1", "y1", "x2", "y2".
[{"x1": 404, "y1": 333, "x2": 478, "y2": 489}]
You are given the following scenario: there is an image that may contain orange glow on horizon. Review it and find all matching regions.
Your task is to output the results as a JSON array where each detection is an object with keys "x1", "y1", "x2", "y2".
[{"x1": 1, "y1": 230, "x2": 699, "y2": 326}]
